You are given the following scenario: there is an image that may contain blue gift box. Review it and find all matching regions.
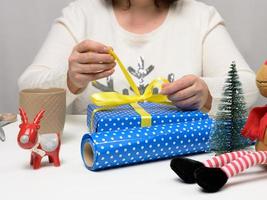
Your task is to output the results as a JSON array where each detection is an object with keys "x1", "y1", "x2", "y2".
[
  {"x1": 87, "y1": 102, "x2": 209, "y2": 133},
  {"x1": 81, "y1": 118, "x2": 212, "y2": 171}
]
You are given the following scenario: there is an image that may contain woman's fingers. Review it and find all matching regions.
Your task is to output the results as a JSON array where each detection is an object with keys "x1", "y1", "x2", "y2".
[
  {"x1": 72, "y1": 39, "x2": 115, "y2": 64},
  {"x1": 69, "y1": 68, "x2": 115, "y2": 88},
  {"x1": 172, "y1": 95, "x2": 201, "y2": 110},
  {"x1": 161, "y1": 75, "x2": 196, "y2": 95},
  {"x1": 167, "y1": 84, "x2": 197, "y2": 102},
  {"x1": 75, "y1": 63, "x2": 116, "y2": 74},
  {"x1": 70, "y1": 51, "x2": 115, "y2": 64},
  {"x1": 68, "y1": 39, "x2": 116, "y2": 94},
  {"x1": 166, "y1": 80, "x2": 203, "y2": 109},
  {"x1": 161, "y1": 75, "x2": 210, "y2": 110},
  {"x1": 75, "y1": 40, "x2": 109, "y2": 53},
  {"x1": 87, "y1": 68, "x2": 115, "y2": 81}
]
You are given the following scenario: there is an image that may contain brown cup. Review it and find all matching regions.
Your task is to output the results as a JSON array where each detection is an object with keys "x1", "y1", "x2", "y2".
[{"x1": 19, "y1": 88, "x2": 66, "y2": 136}]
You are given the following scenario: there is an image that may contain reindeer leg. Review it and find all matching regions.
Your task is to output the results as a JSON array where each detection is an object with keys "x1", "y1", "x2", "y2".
[
  {"x1": 48, "y1": 155, "x2": 53, "y2": 163},
  {"x1": 53, "y1": 156, "x2": 60, "y2": 167},
  {"x1": 53, "y1": 150, "x2": 60, "y2": 167},
  {"x1": 32, "y1": 153, "x2": 42, "y2": 169},
  {"x1": 48, "y1": 146, "x2": 60, "y2": 167},
  {"x1": 30, "y1": 153, "x2": 34, "y2": 166}
]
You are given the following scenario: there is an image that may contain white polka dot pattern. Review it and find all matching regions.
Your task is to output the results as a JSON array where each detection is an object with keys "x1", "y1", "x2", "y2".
[
  {"x1": 81, "y1": 118, "x2": 212, "y2": 171},
  {"x1": 87, "y1": 102, "x2": 209, "y2": 132}
]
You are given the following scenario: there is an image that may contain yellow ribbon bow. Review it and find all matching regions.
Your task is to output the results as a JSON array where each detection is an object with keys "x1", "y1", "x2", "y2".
[{"x1": 90, "y1": 49, "x2": 171, "y2": 131}]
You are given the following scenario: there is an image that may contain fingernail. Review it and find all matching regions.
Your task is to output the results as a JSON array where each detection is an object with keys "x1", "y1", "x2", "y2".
[
  {"x1": 160, "y1": 84, "x2": 168, "y2": 94},
  {"x1": 159, "y1": 88, "x2": 165, "y2": 95},
  {"x1": 162, "y1": 83, "x2": 169, "y2": 88},
  {"x1": 109, "y1": 55, "x2": 115, "y2": 62},
  {"x1": 103, "y1": 46, "x2": 109, "y2": 52}
]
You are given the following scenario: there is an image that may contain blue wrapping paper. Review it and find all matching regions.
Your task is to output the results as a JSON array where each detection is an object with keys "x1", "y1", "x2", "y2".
[
  {"x1": 87, "y1": 102, "x2": 209, "y2": 132},
  {"x1": 81, "y1": 118, "x2": 212, "y2": 171}
]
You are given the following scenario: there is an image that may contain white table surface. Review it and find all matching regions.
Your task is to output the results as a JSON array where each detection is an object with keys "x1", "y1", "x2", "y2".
[{"x1": 1, "y1": 115, "x2": 266, "y2": 200}]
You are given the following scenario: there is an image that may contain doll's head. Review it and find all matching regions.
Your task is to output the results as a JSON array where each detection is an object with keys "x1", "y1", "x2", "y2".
[{"x1": 256, "y1": 61, "x2": 267, "y2": 97}]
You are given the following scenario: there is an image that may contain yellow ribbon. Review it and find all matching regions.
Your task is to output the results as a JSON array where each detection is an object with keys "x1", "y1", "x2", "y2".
[
  {"x1": 108, "y1": 49, "x2": 140, "y2": 96},
  {"x1": 90, "y1": 50, "x2": 171, "y2": 131}
]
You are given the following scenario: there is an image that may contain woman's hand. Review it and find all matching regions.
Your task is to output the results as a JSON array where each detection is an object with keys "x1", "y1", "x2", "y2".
[
  {"x1": 160, "y1": 75, "x2": 212, "y2": 110},
  {"x1": 67, "y1": 40, "x2": 116, "y2": 94}
]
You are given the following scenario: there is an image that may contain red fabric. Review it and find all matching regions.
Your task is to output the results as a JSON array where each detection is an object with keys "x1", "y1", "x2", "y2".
[
  {"x1": 224, "y1": 165, "x2": 234, "y2": 177},
  {"x1": 265, "y1": 60, "x2": 267, "y2": 65},
  {"x1": 213, "y1": 157, "x2": 220, "y2": 167},
  {"x1": 206, "y1": 160, "x2": 213, "y2": 167},
  {"x1": 221, "y1": 151, "x2": 267, "y2": 178},
  {"x1": 225, "y1": 153, "x2": 230, "y2": 163},
  {"x1": 231, "y1": 161, "x2": 239, "y2": 174},
  {"x1": 203, "y1": 151, "x2": 251, "y2": 168},
  {"x1": 242, "y1": 106, "x2": 267, "y2": 141},
  {"x1": 236, "y1": 159, "x2": 244, "y2": 172}
]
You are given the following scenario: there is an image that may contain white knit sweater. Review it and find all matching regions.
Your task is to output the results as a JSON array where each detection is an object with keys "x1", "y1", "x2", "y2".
[{"x1": 18, "y1": 0, "x2": 259, "y2": 114}]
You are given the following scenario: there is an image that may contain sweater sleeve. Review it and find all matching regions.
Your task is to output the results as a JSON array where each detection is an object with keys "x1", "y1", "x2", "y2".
[
  {"x1": 18, "y1": 2, "x2": 86, "y2": 107},
  {"x1": 201, "y1": 7, "x2": 259, "y2": 115}
]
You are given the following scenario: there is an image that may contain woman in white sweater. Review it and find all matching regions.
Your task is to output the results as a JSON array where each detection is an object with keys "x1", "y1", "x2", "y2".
[{"x1": 18, "y1": 0, "x2": 259, "y2": 114}]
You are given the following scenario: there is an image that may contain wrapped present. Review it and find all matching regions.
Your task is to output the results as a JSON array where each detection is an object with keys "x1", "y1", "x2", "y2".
[
  {"x1": 82, "y1": 50, "x2": 213, "y2": 171},
  {"x1": 88, "y1": 50, "x2": 211, "y2": 133},
  {"x1": 81, "y1": 118, "x2": 212, "y2": 171},
  {"x1": 87, "y1": 102, "x2": 209, "y2": 133}
]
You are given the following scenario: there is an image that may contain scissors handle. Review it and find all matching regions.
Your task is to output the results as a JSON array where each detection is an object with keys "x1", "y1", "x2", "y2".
[
  {"x1": 0, "y1": 113, "x2": 17, "y2": 142},
  {"x1": 0, "y1": 126, "x2": 6, "y2": 141}
]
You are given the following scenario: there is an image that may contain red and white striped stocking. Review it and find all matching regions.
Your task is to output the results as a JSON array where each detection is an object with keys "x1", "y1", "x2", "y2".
[
  {"x1": 203, "y1": 150, "x2": 253, "y2": 168},
  {"x1": 221, "y1": 151, "x2": 267, "y2": 178}
]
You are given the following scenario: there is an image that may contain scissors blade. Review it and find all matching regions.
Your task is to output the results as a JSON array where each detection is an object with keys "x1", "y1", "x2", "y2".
[{"x1": 0, "y1": 126, "x2": 6, "y2": 142}]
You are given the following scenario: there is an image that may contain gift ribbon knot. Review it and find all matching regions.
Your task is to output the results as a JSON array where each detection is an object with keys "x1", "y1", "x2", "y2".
[{"x1": 90, "y1": 49, "x2": 171, "y2": 131}]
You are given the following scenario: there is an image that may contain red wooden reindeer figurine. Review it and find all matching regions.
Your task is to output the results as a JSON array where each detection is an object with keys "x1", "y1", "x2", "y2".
[{"x1": 17, "y1": 108, "x2": 61, "y2": 169}]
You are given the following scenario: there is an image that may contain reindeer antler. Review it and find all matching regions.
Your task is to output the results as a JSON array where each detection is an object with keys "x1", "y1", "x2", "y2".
[
  {"x1": 19, "y1": 107, "x2": 28, "y2": 124},
  {"x1": 33, "y1": 109, "x2": 45, "y2": 125}
]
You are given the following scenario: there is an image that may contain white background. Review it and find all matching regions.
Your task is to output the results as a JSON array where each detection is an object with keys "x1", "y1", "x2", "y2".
[{"x1": 1, "y1": 0, "x2": 267, "y2": 112}]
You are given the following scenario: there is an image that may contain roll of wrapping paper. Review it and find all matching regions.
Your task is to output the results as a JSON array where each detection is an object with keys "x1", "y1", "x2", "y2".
[{"x1": 81, "y1": 118, "x2": 212, "y2": 171}]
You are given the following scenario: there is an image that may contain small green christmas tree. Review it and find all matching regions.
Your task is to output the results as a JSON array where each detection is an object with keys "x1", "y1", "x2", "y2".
[{"x1": 209, "y1": 62, "x2": 252, "y2": 154}]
